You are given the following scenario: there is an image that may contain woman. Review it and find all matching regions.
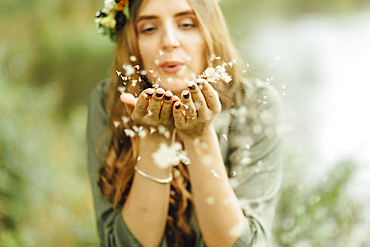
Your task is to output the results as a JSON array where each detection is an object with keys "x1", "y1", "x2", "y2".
[{"x1": 87, "y1": 0, "x2": 283, "y2": 246}]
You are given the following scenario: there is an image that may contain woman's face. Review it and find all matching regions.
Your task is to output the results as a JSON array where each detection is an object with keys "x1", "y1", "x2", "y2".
[{"x1": 136, "y1": 0, "x2": 206, "y2": 95}]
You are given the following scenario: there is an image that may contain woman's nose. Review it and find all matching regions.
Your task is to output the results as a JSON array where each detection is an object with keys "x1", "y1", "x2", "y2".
[{"x1": 162, "y1": 23, "x2": 180, "y2": 50}]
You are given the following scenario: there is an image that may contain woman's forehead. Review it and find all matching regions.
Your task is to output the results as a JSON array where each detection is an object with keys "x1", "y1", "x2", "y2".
[{"x1": 138, "y1": 0, "x2": 193, "y2": 16}]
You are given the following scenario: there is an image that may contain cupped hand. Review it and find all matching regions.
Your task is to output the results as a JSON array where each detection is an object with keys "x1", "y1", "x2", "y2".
[
  {"x1": 172, "y1": 79, "x2": 221, "y2": 138},
  {"x1": 120, "y1": 88, "x2": 179, "y2": 133}
]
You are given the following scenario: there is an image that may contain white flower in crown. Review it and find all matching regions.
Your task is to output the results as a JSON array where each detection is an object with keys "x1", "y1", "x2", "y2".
[
  {"x1": 100, "y1": 12, "x2": 116, "y2": 29},
  {"x1": 103, "y1": 0, "x2": 116, "y2": 12}
]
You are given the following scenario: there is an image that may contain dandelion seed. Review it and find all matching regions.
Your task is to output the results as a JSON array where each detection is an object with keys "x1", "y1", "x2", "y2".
[
  {"x1": 123, "y1": 64, "x2": 135, "y2": 76},
  {"x1": 241, "y1": 157, "x2": 251, "y2": 166},
  {"x1": 232, "y1": 59, "x2": 237, "y2": 64},
  {"x1": 282, "y1": 91, "x2": 286, "y2": 96},
  {"x1": 263, "y1": 101, "x2": 268, "y2": 104},
  {"x1": 150, "y1": 127, "x2": 157, "y2": 134},
  {"x1": 137, "y1": 156, "x2": 141, "y2": 161},
  {"x1": 148, "y1": 110, "x2": 153, "y2": 116},
  {"x1": 211, "y1": 169, "x2": 222, "y2": 179},
  {"x1": 223, "y1": 198, "x2": 232, "y2": 205},
  {"x1": 246, "y1": 63, "x2": 250, "y2": 67},
  {"x1": 159, "y1": 50, "x2": 165, "y2": 56},
  {"x1": 152, "y1": 83, "x2": 159, "y2": 90},
  {"x1": 242, "y1": 69, "x2": 247, "y2": 73},
  {"x1": 113, "y1": 121, "x2": 120, "y2": 127},
  {"x1": 229, "y1": 178, "x2": 239, "y2": 189},
  {"x1": 167, "y1": 77, "x2": 173, "y2": 82},
  {"x1": 206, "y1": 197, "x2": 215, "y2": 205},
  {"x1": 210, "y1": 54, "x2": 220, "y2": 61},
  {"x1": 229, "y1": 221, "x2": 245, "y2": 237},
  {"x1": 245, "y1": 144, "x2": 250, "y2": 150},
  {"x1": 274, "y1": 56, "x2": 281, "y2": 61},
  {"x1": 116, "y1": 70, "x2": 122, "y2": 76},
  {"x1": 154, "y1": 59, "x2": 160, "y2": 65},
  {"x1": 130, "y1": 55, "x2": 137, "y2": 62},
  {"x1": 131, "y1": 79, "x2": 137, "y2": 87},
  {"x1": 186, "y1": 55, "x2": 192, "y2": 61},
  {"x1": 176, "y1": 65, "x2": 186, "y2": 76},
  {"x1": 152, "y1": 142, "x2": 190, "y2": 169},
  {"x1": 199, "y1": 62, "x2": 232, "y2": 83},
  {"x1": 183, "y1": 104, "x2": 189, "y2": 110},
  {"x1": 124, "y1": 129, "x2": 136, "y2": 137},
  {"x1": 174, "y1": 170, "x2": 181, "y2": 178},
  {"x1": 140, "y1": 70, "x2": 147, "y2": 75},
  {"x1": 263, "y1": 95, "x2": 268, "y2": 99},
  {"x1": 148, "y1": 70, "x2": 154, "y2": 74},
  {"x1": 232, "y1": 171, "x2": 237, "y2": 176},
  {"x1": 253, "y1": 124, "x2": 262, "y2": 135},
  {"x1": 117, "y1": 86, "x2": 126, "y2": 93},
  {"x1": 228, "y1": 62, "x2": 233, "y2": 67},
  {"x1": 191, "y1": 72, "x2": 196, "y2": 79},
  {"x1": 222, "y1": 134, "x2": 228, "y2": 141},
  {"x1": 134, "y1": 64, "x2": 140, "y2": 70},
  {"x1": 121, "y1": 116, "x2": 130, "y2": 124},
  {"x1": 200, "y1": 142, "x2": 208, "y2": 150},
  {"x1": 202, "y1": 155, "x2": 213, "y2": 166},
  {"x1": 282, "y1": 84, "x2": 288, "y2": 89}
]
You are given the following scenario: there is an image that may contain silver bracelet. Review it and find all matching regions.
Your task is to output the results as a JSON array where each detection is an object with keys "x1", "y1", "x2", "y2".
[{"x1": 134, "y1": 166, "x2": 173, "y2": 184}]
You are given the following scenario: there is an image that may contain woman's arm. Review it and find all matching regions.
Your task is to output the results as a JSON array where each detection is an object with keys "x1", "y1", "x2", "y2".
[
  {"x1": 122, "y1": 132, "x2": 172, "y2": 247},
  {"x1": 173, "y1": 80, "x2": 245, "y2": 246},
  {"x1": 174, "y1": 79, "x2": 283, "y2": 247},
  {"x1": 120, "y1": 88, "x2": 177, "y2": 247},
  {"x1": 181, "y1": 128, "x2": 246, "y2": 247}
]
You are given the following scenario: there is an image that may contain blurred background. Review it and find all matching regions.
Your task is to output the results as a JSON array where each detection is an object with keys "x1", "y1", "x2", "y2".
[{"x1": 1, "y1": 0, "x2": 370, "y2": 246}]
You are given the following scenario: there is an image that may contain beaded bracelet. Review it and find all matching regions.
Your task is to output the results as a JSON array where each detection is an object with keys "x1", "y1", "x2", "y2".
[{"x1": 134, "y1": 166, "x2": 173, "y2": 184}]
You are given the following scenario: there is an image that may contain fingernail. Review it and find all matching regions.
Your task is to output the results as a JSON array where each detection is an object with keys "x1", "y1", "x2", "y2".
[
  {"x1": 184, "y1": 92, "x2": 190, "y2": 99},
  {"x1": 164, "y1": 95, "x2": 171, "y2": 101},
  {"x1": 175, "y1": 103, "x2": 180, "y2": 109},
  {"x1": 188, "y1": 83, "x2": 196, "y2": 91},
  {"x1": 156, "y1": 93, "x2": 163, "y2": 98},
  {"x1": 196, "y1": 79, "x2": 204, "y2": 90},
  {"x1": 146, "y1": 92, "x2": 153, "y2": 97}
]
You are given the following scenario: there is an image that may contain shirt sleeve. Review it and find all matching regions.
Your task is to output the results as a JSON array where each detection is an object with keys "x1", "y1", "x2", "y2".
[
  {"x1": 227, "y1": 79, "x2": 283, "y2": 246},
  {"x1": 86, "y1": 81, "x2": 168, "y2": 247}
]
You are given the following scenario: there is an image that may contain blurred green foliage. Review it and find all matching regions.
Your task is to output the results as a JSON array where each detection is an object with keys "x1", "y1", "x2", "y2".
[{"x1": 1, "y1": 0, "x2": 369, "y2": 246}]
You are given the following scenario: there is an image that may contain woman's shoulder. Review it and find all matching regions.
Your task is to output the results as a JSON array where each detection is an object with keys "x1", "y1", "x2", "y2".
[
  {"x1": 236, "y1": 77, "x2": 283, "y2": 110},
  {"x1": 89, "y1": 79, "x2": 110, "y2": 105}
]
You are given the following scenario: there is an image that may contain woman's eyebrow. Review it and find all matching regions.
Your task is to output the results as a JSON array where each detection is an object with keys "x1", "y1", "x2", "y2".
[
  {"x1": 137, "y1": 10, "x2": 195, "y2": 23},
  {"x1": 137, "y1": 15, "x2": 157, "y2": 23},
  {"x1": 175, "y1": 10, "x2": 195, "y2": 17}
]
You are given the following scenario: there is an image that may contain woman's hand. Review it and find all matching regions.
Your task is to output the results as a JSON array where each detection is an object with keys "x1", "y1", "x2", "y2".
[
  {"x1": 120, "y1": 88, "x2": 179, "y2": 134},
  {"x1": 172, "y1": 79, "x2": 221, "y2": 138}
]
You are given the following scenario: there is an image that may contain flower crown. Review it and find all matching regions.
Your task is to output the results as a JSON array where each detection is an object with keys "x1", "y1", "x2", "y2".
[{"x1": 95, "y1": 0, "x2": 130, "y2": 41}]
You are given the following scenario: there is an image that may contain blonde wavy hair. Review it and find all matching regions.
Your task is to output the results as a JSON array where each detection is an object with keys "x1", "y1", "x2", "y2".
[{"x1": 97, "y1": 0, "x2": 244, "y2": 245}]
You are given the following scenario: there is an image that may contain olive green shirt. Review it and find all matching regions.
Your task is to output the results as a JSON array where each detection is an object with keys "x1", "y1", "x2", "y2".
[{"x1": 87, "y1": 78, "x2": 283, "y2": 246}]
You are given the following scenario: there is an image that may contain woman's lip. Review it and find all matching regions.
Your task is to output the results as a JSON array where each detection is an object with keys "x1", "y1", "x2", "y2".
[{"x1": 160, "y1": 61, "x2": 183, "y2": 74}]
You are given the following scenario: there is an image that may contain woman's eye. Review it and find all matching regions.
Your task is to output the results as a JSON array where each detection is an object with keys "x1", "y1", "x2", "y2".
[
  {"x1": 180, "y1": 23, "x2": 195, "y2": 29},
  {"x1": 142, "y1": 27, "x2": 157, "y2": 33}
]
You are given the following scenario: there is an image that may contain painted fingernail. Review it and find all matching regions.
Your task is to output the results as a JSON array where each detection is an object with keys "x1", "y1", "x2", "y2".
[
  {"x1": 164, "y1": 95, "x2": 171, "y2": 101},
  {"x1": 184, "y1": 92, "x2": 190, "y2": 99},
  {"x1": 175, "y1": 103, "x2": 180, "y2": 109},
  {"x1": 188, "y1": 83, "x2": 196, "y2": 91},
  {"x1": 156, "y1": 92, "x2": 163, "y2": 98},
  {"x1": 146, "y1": 92, "x2": 153, "y2": 97},
  {"x1": 196, "y1": 79, "x2": 204, "y2": 90}
]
